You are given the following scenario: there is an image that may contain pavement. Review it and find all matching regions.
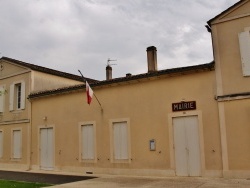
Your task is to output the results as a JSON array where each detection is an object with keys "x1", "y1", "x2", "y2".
[
  {"x1": 1, "y1": 170, "x2": 250, "y2": 188},
  {"x1": 48, "y1": 175, "x2": 250, "y2": 188}
]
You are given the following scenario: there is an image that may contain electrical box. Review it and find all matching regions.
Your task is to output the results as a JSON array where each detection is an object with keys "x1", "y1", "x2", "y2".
[{"x1": 149, "y1": 139, "x2": 156, "y2": 151}]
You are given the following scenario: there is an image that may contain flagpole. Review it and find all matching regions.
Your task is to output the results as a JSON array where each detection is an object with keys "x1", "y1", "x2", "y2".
[{"x1": 78, "y1": 70, "x2": 103, "y2": 110}]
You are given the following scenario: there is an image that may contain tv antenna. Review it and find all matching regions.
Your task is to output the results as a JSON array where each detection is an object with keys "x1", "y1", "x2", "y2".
[{"x1": 107, "y1": 58, "x2": 117, "y2": 66}]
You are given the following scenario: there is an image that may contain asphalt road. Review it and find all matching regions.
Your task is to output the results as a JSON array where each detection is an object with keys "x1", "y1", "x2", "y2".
[{"x1": 0, "y1": 170, "x2": 96, "y2": 184}]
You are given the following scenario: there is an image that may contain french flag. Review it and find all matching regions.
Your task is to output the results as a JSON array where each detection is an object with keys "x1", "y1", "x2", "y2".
[{"x1": 86, "y1": 81, "x2": 93, "y2": 105}]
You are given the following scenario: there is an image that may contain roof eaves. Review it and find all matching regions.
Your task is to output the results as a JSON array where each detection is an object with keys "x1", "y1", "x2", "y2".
[
  {"x1": 28, "y1": 61, "x2": 214, "y2": 100},
  {"x1": 94, "y1": 61, "x2": 215, "y2": 86},
  {"x1": 28, "y1": 84, "x2": 85, "y2": 100},
  {"x1": 1, "y1": 56, "x2": 97, "y2": 83},
  {"x1": 207, "y1": 0, "x2": 245, "y2": 26}
]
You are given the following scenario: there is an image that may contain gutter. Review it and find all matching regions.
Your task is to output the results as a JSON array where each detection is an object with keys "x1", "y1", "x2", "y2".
[{"x1": 216, "y1": 92, "x2": 250, "y2": 102}]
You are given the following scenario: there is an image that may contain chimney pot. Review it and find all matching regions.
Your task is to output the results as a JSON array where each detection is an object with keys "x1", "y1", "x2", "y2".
[
  {"x1": 106, "y1": 65, "x2": 112, "y2": 80},
  {"x1": 126, "y1": 73, "x2": 132, "y2": 77},
  {"x1": 146, "y1": 46, "x2": 157, "y2": 73}
]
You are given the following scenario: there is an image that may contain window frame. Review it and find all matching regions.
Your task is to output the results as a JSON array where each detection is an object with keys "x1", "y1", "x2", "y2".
[{"x1": 9, "y1": 81, "x2": 25, "y2": 111}]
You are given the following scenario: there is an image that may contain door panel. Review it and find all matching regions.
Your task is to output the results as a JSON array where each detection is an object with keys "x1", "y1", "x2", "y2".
[
  {"x1": 40, "y1": 128, "x2": 54, "y2": 170},
  {"x1": 173, "y1": 116, "x2": 201, "y2": 176},
  {"x1": 173, "y1": 118, "x2": 188, "y2": 176},
  {"x1": 185, "y1": 116, "x2": 201, "y2": 176}
]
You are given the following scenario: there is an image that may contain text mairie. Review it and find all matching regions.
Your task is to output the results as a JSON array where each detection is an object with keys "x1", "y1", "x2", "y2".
[{"x1": 172, "y1": 101, "x2": 196, "y2": 112}]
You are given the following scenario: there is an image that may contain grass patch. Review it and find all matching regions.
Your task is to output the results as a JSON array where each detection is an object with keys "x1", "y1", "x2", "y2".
[{"x1": 0, "y1": 179, "x2": 53, "y2": 188}]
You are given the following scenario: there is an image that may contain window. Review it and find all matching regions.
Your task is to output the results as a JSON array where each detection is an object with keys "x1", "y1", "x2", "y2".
[
  {"x1": 111, "y1": 121, "x2": 130, "y2": 162},
  {"x1": 238, "y1": 30, "x2": 250, "y2": 76},
  {"x1": 81, "y1": 124, "x2": 95, "y2": 160},
  {"x1": 12, "y1": 129, "x2": 22, "y2": 159},
  {"x1": 16, "y1": 83, "x2": 21, "y2": 109},
  {"x1": 0, "y1": 131, "x2": 3, "y2": 158},
  {"x1": 0, "y1": 85, "x2": 5, "y2": 113},
  {"x1": 9, "y1": 82, "x2": 25, "y2": 111}
]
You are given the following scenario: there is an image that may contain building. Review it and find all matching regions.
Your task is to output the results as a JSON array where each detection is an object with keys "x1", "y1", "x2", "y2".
[
  {"x1": 0, "y1": 57, "x2": 94, "y2": 170},
  {"x1": 28, "y1": 47, "x2": 220, "y2": 177},
  {"x1": 0, "y1": 0, "x2": 250, "y2": 178},
  {"x1": 208, "y1": 0, "x2": 250, "y2": 178}
]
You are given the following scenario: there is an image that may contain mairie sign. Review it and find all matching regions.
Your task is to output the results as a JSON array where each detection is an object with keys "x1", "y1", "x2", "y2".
[{"x1": 172, "y1": 101, "x2": 196, "y2": 112}]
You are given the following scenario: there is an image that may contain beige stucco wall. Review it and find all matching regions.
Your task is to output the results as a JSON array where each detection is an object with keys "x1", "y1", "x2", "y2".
[
  {"x1": 0, "y1": 71, "x2": 30, "y2": 122},
  {"x1": 31, "y1": 71, "x2": 83, "y2": 92},
  {"x1": 0, "y1": 123, "x2": 29, "y2": 168},
  {"x1": 30, "y1": 70, "x2": 222, "y2": 176},
  {"x1": 0, "y1": 59, "x2": 83, "y2": 171},
  {"x1": 0, "y1": 59, "x2": 28, "y2": 78},
  {"x1": 0, "y1": 61, "x2": 31, "y2": 170},
  {"x1": 210, "y1": 1, "x2": 250, "y2": 177},
  {"x1": 211, "y1": 7, "x2": 250, "y2": 95},
  {"x1": 224, "y1": 99, "x2": 250, "y2": 170},
  {"x1": 222, "y1": 1, "x2": 250, "y2": 19},
  {"x1": 0, "y1": 60, "x2": 83, "y2": 122}
]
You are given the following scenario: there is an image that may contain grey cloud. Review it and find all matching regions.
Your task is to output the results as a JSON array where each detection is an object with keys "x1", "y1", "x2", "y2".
[{"x1": 0, "y1": 0, "x2": 239, "y2": 80}]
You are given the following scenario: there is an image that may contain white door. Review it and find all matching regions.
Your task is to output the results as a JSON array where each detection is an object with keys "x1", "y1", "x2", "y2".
[
  {"x1": 40, "y1": 128, "x2": 54, "y2": 170},
  {"x1": 173, "y1": 116, "x2": 201, "y2": 176}
]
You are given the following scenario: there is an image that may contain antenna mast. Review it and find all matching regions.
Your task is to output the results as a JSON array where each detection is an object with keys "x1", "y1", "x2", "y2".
[{"x1": 107, "y1": 58, "x2": 117, "y2": 66}]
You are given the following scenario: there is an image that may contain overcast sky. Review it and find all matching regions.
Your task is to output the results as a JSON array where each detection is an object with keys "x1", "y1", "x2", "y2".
[{"x1": 0, "y1": 0, "x2": 239, "y2": 80}]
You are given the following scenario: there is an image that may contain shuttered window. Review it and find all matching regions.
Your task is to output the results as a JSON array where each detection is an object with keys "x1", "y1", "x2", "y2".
[
  {"x1": 0, "y1": 86, "x2": 5, "y2": 113},
  {"x1": 13, "y1": 130, "x2": 22, "y2": 159},
  {"x1": 113, "y1": 122, "x2": 129, "y2": 160},
  {"x1": 81, "y1": 124, "x2": 95, "y2": 160},
  {"x1": 238, "y1": 30, "x2": 250, "y2": 76},
  {"x1": 9, "y1": 82, "x2": 25, "y2": 111}
]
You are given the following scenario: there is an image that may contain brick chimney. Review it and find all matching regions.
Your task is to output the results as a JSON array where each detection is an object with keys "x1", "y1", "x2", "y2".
[
  {"x1": 106, "y1": 65, "x2": 112, "y2": 80},
  {"x1": 147, "y1": 46, "x2": 157, "y2": 73}
]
